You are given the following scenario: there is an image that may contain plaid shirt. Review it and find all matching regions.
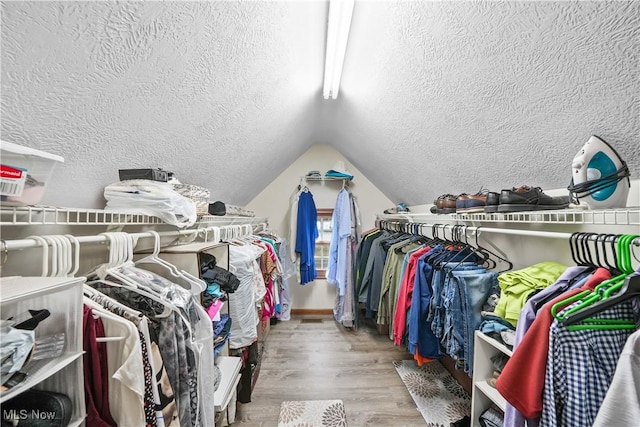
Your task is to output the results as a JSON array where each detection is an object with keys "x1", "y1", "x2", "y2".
[{"x1": 541, "y1": 299, "x2": 637, "y2": 427}]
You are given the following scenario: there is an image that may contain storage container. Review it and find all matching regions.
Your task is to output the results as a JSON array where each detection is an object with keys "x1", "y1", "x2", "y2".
[
  {"x1": 172, "y1": 183, "x2": 211, "y2": 216},
  {"x1": 0, "y1": 141, "x2": 64, "y2": 205}
]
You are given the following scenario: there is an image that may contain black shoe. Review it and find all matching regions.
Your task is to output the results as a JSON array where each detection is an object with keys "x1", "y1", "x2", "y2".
[
  {"x1": 483, "y1": 192, "x2": 500, "y2": 213},
  {"x1": 497, "y1": 186, "x2": 570, "y2": 213}
]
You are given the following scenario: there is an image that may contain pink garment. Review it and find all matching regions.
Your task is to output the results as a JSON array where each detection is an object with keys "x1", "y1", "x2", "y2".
[{"x1": 206, "y1": 300, "x2": 224, "y2": 320}]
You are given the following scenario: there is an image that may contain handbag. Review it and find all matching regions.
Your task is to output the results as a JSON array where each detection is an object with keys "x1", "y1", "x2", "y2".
[{"x1": 1, "y1": 389, "x2": 72, "y2": 427}]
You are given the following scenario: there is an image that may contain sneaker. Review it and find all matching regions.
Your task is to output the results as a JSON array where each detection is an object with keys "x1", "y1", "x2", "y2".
[{"x1": 497, "y1": 186, "x2": 570, "y2": 213}]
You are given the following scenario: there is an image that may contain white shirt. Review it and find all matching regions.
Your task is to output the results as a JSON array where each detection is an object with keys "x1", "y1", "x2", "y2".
[{"x1": 593, "y1": 328, "x2": 640, "y2": 427}]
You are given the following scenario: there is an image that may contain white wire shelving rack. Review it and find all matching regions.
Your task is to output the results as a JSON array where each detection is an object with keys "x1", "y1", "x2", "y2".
[
  {"x1": 377, "y1": 207, "x2": 640, "y2": 246},
  {"x1": 378, "y1": 207, "x2": 640, "y2": 226},
  {"x1": 0, "y1": 205, "x2": 268, "y2": 227},
  {"x1": 299, "y1": 175, "x2": 351, "y2": 189},
  {"x1": 0, "y1": 206, "x2": 164, "y2": 226}
]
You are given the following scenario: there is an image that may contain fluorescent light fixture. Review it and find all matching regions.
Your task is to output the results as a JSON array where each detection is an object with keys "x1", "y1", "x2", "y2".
[{"x1": 323, "y1": 0, "x2": 355, "y2": 99}]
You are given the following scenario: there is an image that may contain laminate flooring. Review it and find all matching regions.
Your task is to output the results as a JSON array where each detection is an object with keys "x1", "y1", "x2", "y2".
[{"x1": 234, "y1": 315, "x2": 427, "y2": 426}]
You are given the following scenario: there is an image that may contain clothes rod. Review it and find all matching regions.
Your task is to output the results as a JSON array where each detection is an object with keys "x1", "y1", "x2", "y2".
[
  {"x1": 377, "y1": 221, "x2": 640, "y2": 245},
  {"x1": 0, "y1": 224, "x2": 263, "y2": 253}
]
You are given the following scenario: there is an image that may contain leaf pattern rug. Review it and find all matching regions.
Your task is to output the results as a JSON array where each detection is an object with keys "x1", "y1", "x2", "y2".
[
  {"x1": 393, "y1": 360, "x2": 471, "y2": 426},
  {"x1": 278, "y1": 399, "x2": 347, "y2": 427}
]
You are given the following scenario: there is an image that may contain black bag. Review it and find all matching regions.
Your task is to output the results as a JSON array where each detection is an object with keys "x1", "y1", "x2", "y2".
[{"x1": 1, "y1": 389, "x2": 72, "y2": 427}]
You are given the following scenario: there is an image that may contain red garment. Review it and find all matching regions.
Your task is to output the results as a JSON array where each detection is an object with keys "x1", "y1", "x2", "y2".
[
  {"x1": 83, "y1": 305, "x2": 117, "y2": 427},
  {"x1": 393, "y1": 246, "x2": 431, "y2": 346},
  {"x1": 496, "y1": 268, "x2": 612, "y2": 419}
]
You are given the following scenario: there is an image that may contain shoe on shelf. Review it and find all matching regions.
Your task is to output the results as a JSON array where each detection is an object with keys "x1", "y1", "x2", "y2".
[
  {"x1": 484, "y1": 192, "x2": 500, "y2": 213},
  {"x1": 455, "y1": 194, "x2": 469, "y2": 212},
  {"x1": 433, "y1": 194, "x2": 457, "y2": 214},
  {"x1": 384, "y1": 203, "x2": 410, "y2": 214},
  {"x1": 456, "y1": 188, "x2": 489, "y2": 213},
  {"x1": 497, "y1": 186, "x2": 570, "y2": 213}
]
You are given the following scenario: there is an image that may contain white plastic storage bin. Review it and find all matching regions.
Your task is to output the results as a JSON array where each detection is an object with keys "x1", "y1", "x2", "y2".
[
  {"x1": 0, "y1": 141, "x2": 64, "y2": 205},
  {"x1": 0, "y1": 276, "x2": 86, "y2": 426}
]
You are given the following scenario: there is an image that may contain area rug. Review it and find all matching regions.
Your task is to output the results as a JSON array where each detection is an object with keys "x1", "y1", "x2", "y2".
[
  {"x1": 278, "y1": 399, "x2": 347, "y2": 427},
  {"x1": 393, "y1": 360, "x2": 471, "y2": 426}
]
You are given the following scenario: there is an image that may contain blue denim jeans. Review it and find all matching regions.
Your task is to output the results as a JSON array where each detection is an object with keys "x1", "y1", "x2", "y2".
[
  {"x1": 441, "y1": 267, "x2": 486, "y2": 370},
  {"x1": 428, "y1": 262, "x2": 480, "y2": 340},
  {"x1": 452, "y1": 270, "x2": 499, "y2": 375}
]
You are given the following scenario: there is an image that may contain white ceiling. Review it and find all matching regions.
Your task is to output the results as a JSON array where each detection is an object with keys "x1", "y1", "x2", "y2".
[{"x1": 2, "y1": 1, "x2": 639, "y2": 208}]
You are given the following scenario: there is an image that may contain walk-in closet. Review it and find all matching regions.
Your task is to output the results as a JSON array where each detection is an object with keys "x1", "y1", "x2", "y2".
[{"x1": 1, "y1": 1, "x2": 639, "y2": 426}]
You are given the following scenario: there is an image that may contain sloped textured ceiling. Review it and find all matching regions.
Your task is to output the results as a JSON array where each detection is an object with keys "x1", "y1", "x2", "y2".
[
  {"x1": 2, "y1": 1, "x2": 639, "y2": 209},
  {"x1": 328, "y1": 0, "x2": 640, "y2": 205},
  {"x1": 1, "y1": 1, "x2": 325, "y2": 207}
]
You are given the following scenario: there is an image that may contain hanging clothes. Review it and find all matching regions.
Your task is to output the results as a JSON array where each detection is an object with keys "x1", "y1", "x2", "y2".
[
  {"x1": 496, "y1": 268, "x2": 611, "y2": 424},
  {"x1": 593, "y1": 327, "x2": 640, "y2": 427},
  {"x1": 295, "y1": 190, "x2": 318, "y2": 284},
  {"x1": 87, "y1": 263, "x2": 215, "y2": 427},
  {"x1": 328, "y1": 187, "x2": 361, "y2": 327},
  {"x1": 327, "y1": 188, "x2": 352, "y2": 296},
  {"x1": 228, "y1": 243, "x2": 266, "y2": 349},
  {"x1": 540, "y1": 296, "x2": 637, "y2": 426},
  {"x1": 82, "y1": 305, "x2": 117, "y2": 427},
  {"x1": 500, "y1": 266, "x2": 596, "y2": 427}
]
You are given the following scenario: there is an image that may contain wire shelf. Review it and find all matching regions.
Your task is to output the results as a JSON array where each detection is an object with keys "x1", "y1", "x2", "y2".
[
  {"x1": 304, "y1": 176, "x2": 348, "y2": 181},
  {"x1": 0, "y1": 206, "x2": 269, "y2": 228},
  {"x1": 195, "y1": 215, "x2": 269, "y2": 226},
  {"x1": 0, "y1": 206, "x2": 165, "y2": 226},
  {"x1": 378, "y1": 207, "x2": 640, "y2": 226}
]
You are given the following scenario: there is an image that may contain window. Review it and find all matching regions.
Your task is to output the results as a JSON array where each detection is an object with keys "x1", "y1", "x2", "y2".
[{"x1": 315, "y1": 209, "x2": 333, "y2": 279}]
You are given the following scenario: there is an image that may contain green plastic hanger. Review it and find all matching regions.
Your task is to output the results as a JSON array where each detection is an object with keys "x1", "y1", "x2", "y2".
[{"x1": 552, "y1": 234, "x2": 638, "y2": 330}]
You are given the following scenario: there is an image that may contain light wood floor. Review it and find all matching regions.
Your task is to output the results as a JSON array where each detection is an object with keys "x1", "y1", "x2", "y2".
[{"x1": 234, "y1": 315, "x2": 428, "y2": 426}]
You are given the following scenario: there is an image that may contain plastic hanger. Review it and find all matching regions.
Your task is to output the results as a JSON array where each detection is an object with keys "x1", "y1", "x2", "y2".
[
  {"x1": 443, "y1": 225, "x2": 490, "y2": 272},
  {"x1": 533, "y1": 232, "x2": 597, "y2": 312},
  {"x1": 471, "y1": 228, "x2": 510, "y2": 272},
  {"x1": 134, "y1": 231, "x2": 206, "y2": 294},
  {"x1": 97, "y1": 232, "x2": 177, "y2": 319},
  {"x1": 553, "y1": 234, "x2": 638, "y2": 329},
  {"x1": 28, "y1": 235, "x2": 49, "y2": 277},
  {"x1": 65, "y1": 234, "x2": 81, "y2": 277},
  {"x1": 83, "y1": 295, "x2": 130, "y2": 343}
]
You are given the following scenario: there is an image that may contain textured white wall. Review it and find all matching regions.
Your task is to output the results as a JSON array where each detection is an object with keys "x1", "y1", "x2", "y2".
[{"x1": 246, "y1": 144, "x2": 394, "y2": 310}]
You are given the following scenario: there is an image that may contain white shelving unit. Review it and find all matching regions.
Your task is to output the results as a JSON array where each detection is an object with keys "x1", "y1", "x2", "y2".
[
  {"x1": 0, "y1": 276, "x2": 86, "y2": 426},
  {"x1": 214, "y1": 356, "x2": 242, "y2": 427},
  {"x1": 0, "y1": 206, "x2": 270, "y2": 427},
  {"x1": 214, "y1": 356, "x2": 243, "y2": 413},
  {"x1": 471, "y1": 331, "x2": 512, "y2": 426}
]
